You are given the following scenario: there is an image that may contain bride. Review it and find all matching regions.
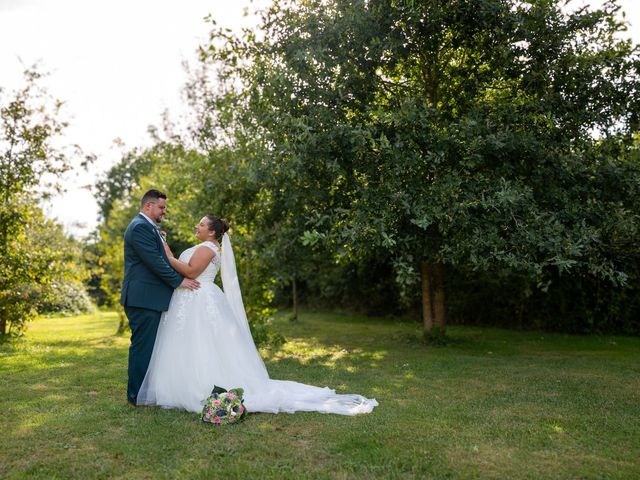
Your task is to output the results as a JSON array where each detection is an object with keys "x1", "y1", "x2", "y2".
[{"x1": 136, "y1": 214, "x2": 378, "y2": 415}]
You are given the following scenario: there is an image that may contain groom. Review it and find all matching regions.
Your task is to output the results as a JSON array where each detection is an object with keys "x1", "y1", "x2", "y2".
[{"x1": 120, "y1": 189, "x2": 200, "y2": 405}]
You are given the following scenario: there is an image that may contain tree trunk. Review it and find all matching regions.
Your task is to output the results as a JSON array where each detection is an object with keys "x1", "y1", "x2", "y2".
[
  {"x1": 421, "y1": 261, "x2": 446, "y2": 339},
  {"x1": 0, "y1": 316, "x2": 6, "y2": 336},
  {"x1": 432, "y1": 262, "x2": 446, "y2": 334},
  {"x1": 421, "y1": 262, "x2": 434, "y2": 334},
  {"x1": 291, "y1": 276, "x2": 298, "y2": 321}
]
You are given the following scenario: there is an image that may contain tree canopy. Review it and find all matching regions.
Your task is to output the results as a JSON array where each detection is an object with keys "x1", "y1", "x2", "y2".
[
  {"x1": 192, "y1": 0, "x2": 640, "y2": 336},
  {"x1": 89, "y1": 0, "x2": 640, "y2": 338},
  {"x1": 0, "y1": 69, "x2": 91, "y2": 336}
]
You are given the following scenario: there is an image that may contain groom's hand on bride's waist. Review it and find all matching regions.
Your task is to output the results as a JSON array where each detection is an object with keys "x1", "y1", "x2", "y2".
[{"x1": 179, "y1": 278, "x2": 201, "y2": 290}]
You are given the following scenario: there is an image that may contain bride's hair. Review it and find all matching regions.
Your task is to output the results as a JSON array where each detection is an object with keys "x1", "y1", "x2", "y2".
[{"x1": 205, "y1": 215, "x2": 230, "y2": 240}]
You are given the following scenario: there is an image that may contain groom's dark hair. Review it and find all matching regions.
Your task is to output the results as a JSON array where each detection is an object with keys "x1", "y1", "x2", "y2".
[{"x1": 140, "y1": 189, "x2": 167, "y2": 209}]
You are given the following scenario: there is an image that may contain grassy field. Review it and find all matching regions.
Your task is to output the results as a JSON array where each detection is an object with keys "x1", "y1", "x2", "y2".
[{"x1": 1, "y1": 310, "x2": 639, "y2": 479}]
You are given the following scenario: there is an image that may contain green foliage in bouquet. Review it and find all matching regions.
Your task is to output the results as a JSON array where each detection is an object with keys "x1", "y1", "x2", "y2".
[{"x1": 200, "y1": 386, "x2": 247, "y2": 425}]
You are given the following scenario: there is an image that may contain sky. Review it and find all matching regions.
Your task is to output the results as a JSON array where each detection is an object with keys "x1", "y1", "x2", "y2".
[
  {"x1": 1, "y1": 0, "x2": 639, "y2": 238},
  {"x1": 0, "y1": 0, "x2": 267, "y2": 236}
]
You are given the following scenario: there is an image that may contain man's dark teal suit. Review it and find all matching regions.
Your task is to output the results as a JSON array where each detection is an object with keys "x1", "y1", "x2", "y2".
[{"x1": 120, "y1": 214, "x2": 183, "y2": 404}]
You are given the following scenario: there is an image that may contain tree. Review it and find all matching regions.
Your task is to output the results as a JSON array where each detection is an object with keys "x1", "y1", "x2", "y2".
[
  {"x1": 198, "y1": 0, "x2": 640, "y2": 338},
  {"x1": 0, "y1": 69, "x2": 82, "y2": 336},
  {"x1": 94, "y1": 146, "x2": 154, "y2": 222}
]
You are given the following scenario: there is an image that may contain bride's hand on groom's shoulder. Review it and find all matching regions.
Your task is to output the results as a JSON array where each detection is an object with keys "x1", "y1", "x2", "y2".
[{"x1": 179, "y1": 278, "x2": 200, "y2": 290}]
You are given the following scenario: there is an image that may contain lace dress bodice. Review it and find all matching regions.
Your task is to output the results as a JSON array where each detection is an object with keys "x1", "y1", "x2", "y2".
[{"x1": 178, "y1": 241, "x2": 220, "y2": 283}]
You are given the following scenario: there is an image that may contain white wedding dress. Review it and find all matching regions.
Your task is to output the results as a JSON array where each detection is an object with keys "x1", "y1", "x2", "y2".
[{"x1": 137, "y1": 237, "x2": 378, "y2": 415}]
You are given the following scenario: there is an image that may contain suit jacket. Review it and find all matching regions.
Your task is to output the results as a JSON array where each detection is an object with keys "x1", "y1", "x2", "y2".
[{"x1": 120, "y1": 214, "x2": 183, "y2": 312}]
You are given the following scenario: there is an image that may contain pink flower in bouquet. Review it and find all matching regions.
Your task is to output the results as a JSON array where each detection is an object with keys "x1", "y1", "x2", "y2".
[
  {"x1": 213, "y1": 400, "x2": 221, "y2": 406},
  {"x1": 213, "y1": 417, "x2": 221, "y2": 424},
  {"x1": 238, "y1": 406, "x2": 245, "y2": 414}
]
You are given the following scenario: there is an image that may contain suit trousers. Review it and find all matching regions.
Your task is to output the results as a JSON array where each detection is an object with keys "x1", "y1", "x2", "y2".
[{"x1": 124, "y1": 305, "x2": 162, "y2": 404}]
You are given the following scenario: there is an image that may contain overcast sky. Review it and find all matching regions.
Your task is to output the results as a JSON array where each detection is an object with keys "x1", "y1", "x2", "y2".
[{"x1": 1, "y1": 0, "x2": 639, "y2": 237}]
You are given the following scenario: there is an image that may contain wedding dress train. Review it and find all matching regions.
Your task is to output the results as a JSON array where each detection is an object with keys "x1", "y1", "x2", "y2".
[{"x1": 137, "y1": 236, "x2": 378, "y2": 415}]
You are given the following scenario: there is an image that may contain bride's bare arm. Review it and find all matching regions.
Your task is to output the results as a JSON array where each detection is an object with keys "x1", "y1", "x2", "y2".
[{"x1": 168, "y1": 246, "x2": 216, "y2": 279}]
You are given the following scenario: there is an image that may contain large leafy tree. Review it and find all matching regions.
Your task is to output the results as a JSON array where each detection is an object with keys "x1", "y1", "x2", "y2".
[
  {"x1": 0, "y1": 69, "x2": 87, "y2": 336},
  {"x1": 198, "y1": 0, "x2": 640, "y2": 337}
]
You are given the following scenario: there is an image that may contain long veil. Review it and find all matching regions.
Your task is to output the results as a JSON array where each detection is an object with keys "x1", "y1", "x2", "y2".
[
  {"x1": 220, "y1": 233, "x2": 270, "y2": 383},
  {"x1": 220, "y1": 233, "x2": 253, "y2": 340},
  {"x1": 219, "y1": 232, "x2": 378, "y2": 415}
]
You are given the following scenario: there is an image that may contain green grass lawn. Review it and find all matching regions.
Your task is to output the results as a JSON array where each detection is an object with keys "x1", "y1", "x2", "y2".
[{"x1": 1, "y1": 311, "x2": 639, "y2": 479}]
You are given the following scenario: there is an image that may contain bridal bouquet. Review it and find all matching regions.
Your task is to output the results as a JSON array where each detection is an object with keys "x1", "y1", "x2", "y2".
[{"x1": 201, "y1": 386, "x2": 247, "y2": 425}]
